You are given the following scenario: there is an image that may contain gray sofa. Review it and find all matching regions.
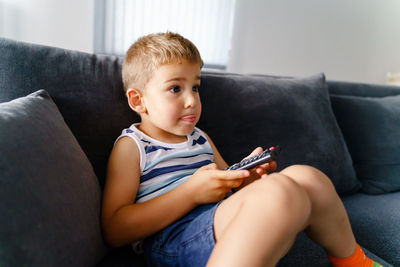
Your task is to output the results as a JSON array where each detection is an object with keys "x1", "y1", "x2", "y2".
[{"x1": 1, "y1": 38, "x2": 399, "y2": 266}]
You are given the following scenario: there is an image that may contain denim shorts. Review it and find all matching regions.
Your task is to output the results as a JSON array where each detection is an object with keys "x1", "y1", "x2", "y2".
[{"x1": 143, "y1": 203, "x2": 220, "y2": 267}]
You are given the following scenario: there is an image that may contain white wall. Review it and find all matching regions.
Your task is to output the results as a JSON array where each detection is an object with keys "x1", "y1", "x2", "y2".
[
  {"x1": 228, "y1": 0, "x2": 400, "y2": 84},
  {"x1": 1, "y1": 0, "x2": 399, "y2": 84},
  {"x1": 0, "y1": 0, "x2": 94, "y2": 53}
]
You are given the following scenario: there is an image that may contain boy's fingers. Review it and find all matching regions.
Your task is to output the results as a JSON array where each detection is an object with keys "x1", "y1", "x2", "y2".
[
  {"x1": 255, "y1": 167, "x2": 264, "y2": 175},
  {"x1": 228, "y1": 179, "x2": 244, "y2": 188},
  {"x1": 220, "y1": 170, "x2": 250, "y2": 180},
  {"x1": 250, "y1": 146, "x2": 263, "y2": 156},
  {"x1": 200, "y1": 163, "x2": 219, "y2": 170},
  {"x1": 267, "y1": 161, "x2": 277, "y2": 171},
  {"x1": 243, "y1": 147, "x2": 263, "y2": 160},
  {"x1": 258, "y1": 161, "x2": 277, "y2": 172}
]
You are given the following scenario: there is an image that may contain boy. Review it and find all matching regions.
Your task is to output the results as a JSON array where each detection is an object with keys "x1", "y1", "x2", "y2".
[{"x1": 101, "y1": 32, "x2": 382, "y2": 267}]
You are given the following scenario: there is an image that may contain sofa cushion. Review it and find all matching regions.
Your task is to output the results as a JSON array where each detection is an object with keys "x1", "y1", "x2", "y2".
[
  {"x1": 331, "y1": 94, "x2": 400, "y2": 194},
  {"x1": 0, "y1": 90, "x2": 108, "y2": 266},
  {"x1": 278, "y1": 232, "x2": 393, "y2": 266},
  {"x1": 343, "y1": 192, "x2": 400, "y2": 266},
  {"x1": 0, "y1": 38, "x2": 139, "y2": 188},
  {"x1": 198, "y1": 72, "x2": 360, "y2": 195}
]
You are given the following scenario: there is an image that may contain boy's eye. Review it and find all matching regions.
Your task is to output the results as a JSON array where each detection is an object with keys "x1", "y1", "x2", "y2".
[
  {"x1": 192, "y1": 85, "x2": 200, "y2": 92},
  {"x1": 169, "y1": 86, "x2": 180, "y2": 93}
]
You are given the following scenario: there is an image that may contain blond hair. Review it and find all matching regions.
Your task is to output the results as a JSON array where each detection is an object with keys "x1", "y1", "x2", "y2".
[{"x1": 122, "y1": 32, "x2": 203, "y2": 92}]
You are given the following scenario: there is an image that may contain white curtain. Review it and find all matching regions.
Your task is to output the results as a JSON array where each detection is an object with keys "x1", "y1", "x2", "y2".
[{"x1": 94, "y1": 0, "x2": 236, "y2": 69}]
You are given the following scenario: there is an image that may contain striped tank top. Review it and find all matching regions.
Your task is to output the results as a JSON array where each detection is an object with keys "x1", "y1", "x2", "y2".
[{"x1": 116, "y1": 123, "x2": 214, "y2": 203}]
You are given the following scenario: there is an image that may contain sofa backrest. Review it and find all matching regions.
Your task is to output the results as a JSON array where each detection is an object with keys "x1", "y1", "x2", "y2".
[
  {"x1": 0, "y1": 38, "x2": 361, "y2": 195},
  {"x1": 0, "y1": 38, "x2": 139, "y2": 188},
  {"x1": 327, "y1": 80, "x2": 400, "y2": 97},
  {"x1": 5, "y1": 38, "x2": 394, "y2": 195}
]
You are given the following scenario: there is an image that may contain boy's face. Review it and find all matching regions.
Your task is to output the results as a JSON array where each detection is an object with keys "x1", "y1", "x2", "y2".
[{"x1": 139, "y1": 59, "x2": 202, "y2": 143}]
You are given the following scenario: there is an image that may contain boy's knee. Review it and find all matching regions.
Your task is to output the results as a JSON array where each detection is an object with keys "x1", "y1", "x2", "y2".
[
  {"x1": 281, "y1": 165, "x2": 339, "y2": 209},
  {"x1": 246, "y1": 174, "x2": 312, "y2": 222},
  {"x1": 281, "y1": 165, "x2": 336, "y2": 193}
]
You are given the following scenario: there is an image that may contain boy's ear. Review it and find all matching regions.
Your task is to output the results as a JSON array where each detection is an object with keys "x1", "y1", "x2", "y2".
[{"x1": 126, "y1": 88, "x2": 146, "y2": 113}]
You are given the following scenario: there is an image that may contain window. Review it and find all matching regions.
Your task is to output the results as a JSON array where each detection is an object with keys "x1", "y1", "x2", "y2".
[{"x1": 94, "y1": 0, "x2": 236, "y2": 69}]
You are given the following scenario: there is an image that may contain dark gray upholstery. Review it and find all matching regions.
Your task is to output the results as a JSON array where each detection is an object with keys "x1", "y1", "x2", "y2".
[
  {"x1": 331, "y1": 94, "x2": 400, "y2": 194},
  {"x1": 0, "y1": 90, "x2": 108, "y2": 266},
  {"x1": 1, "y1": 38, "x2": 398, "y2": 266},
  {"x1": 279, "y1": 232, "x2": 392, "y2": 266},
  {"x1": 328, "y1": 80, "x2": 400, "y2": 97},
  {"x1": 0, "y1": 38, "x2": 139, "y2": 188},
  {"x1": 343, "y1": 192, "x2": 400, "y2": 266},
  {"x1": 198, "y1": 72, "x2": 360, "y2": 195}
]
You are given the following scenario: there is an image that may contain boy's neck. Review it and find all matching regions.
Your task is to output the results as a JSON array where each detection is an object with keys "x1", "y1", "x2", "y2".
[{"x1": 137, "y1": 123, "x2": 188, "y2": 144}]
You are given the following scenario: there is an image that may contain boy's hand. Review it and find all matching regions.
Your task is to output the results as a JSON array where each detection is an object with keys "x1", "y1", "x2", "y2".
[
  {"x1": 251, "y1": 146, "x2": 277, "y2": 176},
  {"x1": 235, "y1": 147, "x2": 277, "y2": 190},
  {"x1": 186, "y1": 163, "x2": 250, "y2": 205}
]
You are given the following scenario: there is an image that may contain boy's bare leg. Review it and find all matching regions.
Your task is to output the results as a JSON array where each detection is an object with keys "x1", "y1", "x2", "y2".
[
  {"x1": 280, "y1": 165, "x2": 356, "y2": 258},
  {"x1": 208, "y1": 173, "x2": 312, "y2": 267},
  {"x1": 207, "y1": 165, "x2": 356, "y2": 267}
]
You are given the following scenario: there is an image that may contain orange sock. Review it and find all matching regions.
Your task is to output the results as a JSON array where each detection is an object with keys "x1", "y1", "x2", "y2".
[{"x1": 328, "y1": 244, "x2": 383, "y2": 267}]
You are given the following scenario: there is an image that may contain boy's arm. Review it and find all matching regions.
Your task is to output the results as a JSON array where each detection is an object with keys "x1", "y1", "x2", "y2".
[
  {"x1": 101, "y1": 137, "x2": 197, "y2": 247},
  {"x1": 203, "y1": 132, "x2": 229, "y2": 170},
  {"x1": 102, "y1": 136, "x2": 250, "y2": 247}
]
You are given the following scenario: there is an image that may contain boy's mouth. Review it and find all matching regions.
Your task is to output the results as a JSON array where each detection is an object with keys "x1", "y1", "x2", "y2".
[{"x1": 180, "y1": 115, "x2": 196, "y2": 123}]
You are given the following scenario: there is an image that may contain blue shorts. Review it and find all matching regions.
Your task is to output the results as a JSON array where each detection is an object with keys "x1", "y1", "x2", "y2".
[{"x1": 143, "y1": 203, "x2": 220, "y2": 267}]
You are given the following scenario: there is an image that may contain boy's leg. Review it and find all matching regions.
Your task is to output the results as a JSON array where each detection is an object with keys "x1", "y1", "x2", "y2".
[
  {"x1": 279, "y1": 165, "x2": 356, "y2": 258},
  {"x1": 208, "y1": 173, "x2": 312, "y2": 267},
  {"x1": 280, "y1": 165, "x2": 382, "y2": 267},
  {"x1": 208, "y1": 164, "x2": 379, "y2": 267}
]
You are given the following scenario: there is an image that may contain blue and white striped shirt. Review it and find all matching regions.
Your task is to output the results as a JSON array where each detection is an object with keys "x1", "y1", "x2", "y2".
[{"x1": 116, "y1": 124, "x2": 214, "y2": 203}]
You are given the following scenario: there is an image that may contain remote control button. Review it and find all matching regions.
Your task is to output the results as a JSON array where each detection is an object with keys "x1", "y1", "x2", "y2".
[{"x1": 230, "y1": 164, "x2": 239, "y2": 170}]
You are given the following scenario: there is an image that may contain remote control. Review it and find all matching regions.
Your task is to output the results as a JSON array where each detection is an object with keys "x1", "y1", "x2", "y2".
[{"x1": 226, "y1": 146, "x2": 281, "y2": 171}]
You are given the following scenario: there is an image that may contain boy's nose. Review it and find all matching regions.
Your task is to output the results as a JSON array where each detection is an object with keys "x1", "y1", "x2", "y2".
[{"x1": 184, "y1": 93, "x2": 196, "y2": 108}]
